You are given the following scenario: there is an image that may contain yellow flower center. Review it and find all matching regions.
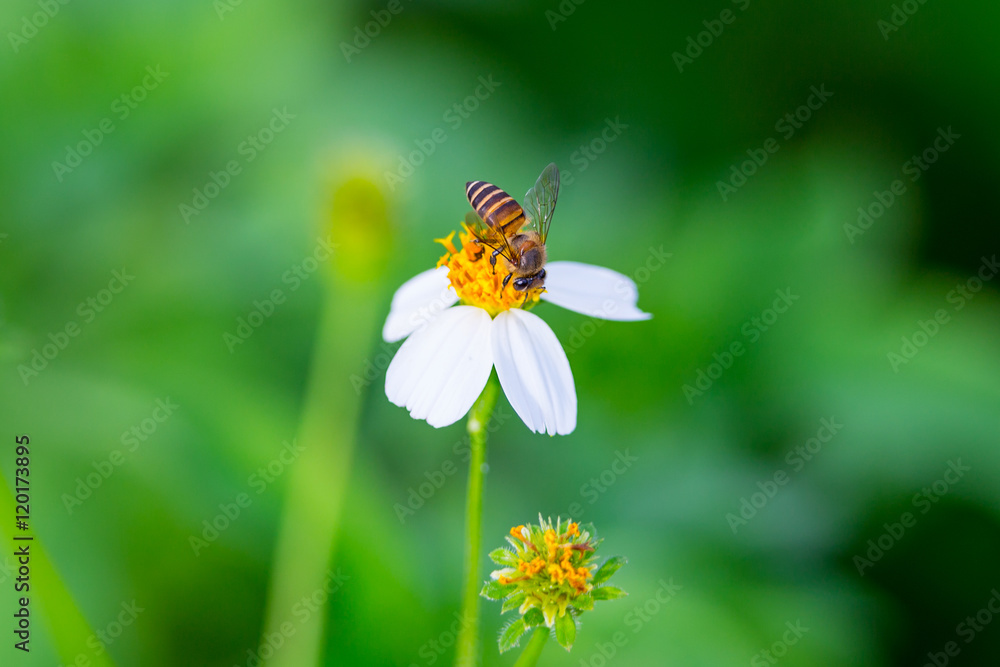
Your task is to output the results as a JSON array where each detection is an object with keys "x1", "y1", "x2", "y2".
[
  {"x1": 498, "y1": 524, "x2": 593, "y2": 594},
  {"x1": 435, "y1": 226, "x2": 543, "y2": 317}
]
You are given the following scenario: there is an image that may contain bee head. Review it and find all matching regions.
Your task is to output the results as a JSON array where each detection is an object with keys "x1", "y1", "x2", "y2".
[{"x1": 512, "y1": 268, "x2": 546, "y2": 292}]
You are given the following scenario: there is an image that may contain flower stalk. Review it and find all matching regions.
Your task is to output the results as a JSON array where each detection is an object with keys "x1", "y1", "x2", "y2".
[
  {"x1": 513, "y1": 627, "x2": 549, "y2": 667},
  {"x1": 454, "y1": 373, "x2": 501, "y2": 667}
]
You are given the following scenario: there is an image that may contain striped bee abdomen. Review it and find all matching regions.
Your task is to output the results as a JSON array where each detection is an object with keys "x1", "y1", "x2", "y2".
[{"x1": 466, "y1": 180, "x2": 526, "y2": 233}]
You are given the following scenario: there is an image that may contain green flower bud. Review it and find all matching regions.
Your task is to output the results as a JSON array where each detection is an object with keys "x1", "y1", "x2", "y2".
[{"x1": 481, "y1": 515, "x2": 627, "y2": 653}]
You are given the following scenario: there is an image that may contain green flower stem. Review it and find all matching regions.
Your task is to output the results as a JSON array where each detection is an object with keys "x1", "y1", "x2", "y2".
[
  {"x1": 513, "y1": 628, "x2": 550, "y2": 667},
  {"x1": 259, "y1": 281, "x2": 381, "y2": 667},
  {"x1": 454, "y1": 373, "x2": 501, "y2": 667}
]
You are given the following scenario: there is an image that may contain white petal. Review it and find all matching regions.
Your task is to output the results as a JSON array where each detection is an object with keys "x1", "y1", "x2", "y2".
[
  {"x1": 382, "y1": 266, "x2": 459, "y2": 342},
  {"x1": 385, "y1": 306, "x2": 493, "y2": 428},
  {"x1": 492, "y1": 309, "x2": 576, "y2": 436},
  {"x1": 540, "y1": 261, "x2": 652, "y2": 321}
]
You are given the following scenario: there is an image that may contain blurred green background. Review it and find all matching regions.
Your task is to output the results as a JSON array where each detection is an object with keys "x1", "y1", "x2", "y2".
[{"x1": 2, "y1": 0, "x2": 999, "y2": 665}]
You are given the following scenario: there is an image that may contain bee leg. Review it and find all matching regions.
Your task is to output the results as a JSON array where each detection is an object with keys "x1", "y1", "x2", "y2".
[
  {"x1": 490, "y1": 248, "x2": 502, "y2": 274},
  {"x1": 521, "y1": 290, "x2": 530, "y2": 308},
  {"x1": 502, "y1": 273, "x2": 512, "y2": 291}
]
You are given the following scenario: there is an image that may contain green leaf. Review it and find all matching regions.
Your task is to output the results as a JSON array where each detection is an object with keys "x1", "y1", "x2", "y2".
[
  {"x1": 592, "y1": 586, "x2": 628, "y2": 601},
  {"x1": 501, "y1": 591, "x2": 527, "y2": 613},
  {"x1": 573, "y1": 593, "x2": 594, "y2": 611},
  {"x1": 481, "y1": 580, "x2": 517, "y2": 601},
  {"x1": 499, "y1": 618, "x2": 527, "y2": 653},
  {"x1": 489, "y1": 547, "x2": 518, "y2": 566},
  {"x1": 523, "y1": 607, "x2": 545, "y2": 627},
  {"x1": 554, "y1": 612, "x2": 576, "y2": 651},
  {"x1": 592, "y1": 556, "x2": 627, "y2": 585}
]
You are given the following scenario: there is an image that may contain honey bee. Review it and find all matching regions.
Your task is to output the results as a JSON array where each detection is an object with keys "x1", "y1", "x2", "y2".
[{"x1": 465, "y1": 162, "x2": 560, "y2": 293}]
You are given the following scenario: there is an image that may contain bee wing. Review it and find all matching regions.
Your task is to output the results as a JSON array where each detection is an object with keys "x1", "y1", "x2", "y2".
[
  {"x1": 465, "y1": 210, "x2": 485, "y2": 232},
  {"x1": 522, "y1": 162, "x2": 560, "y2": 244},
  {"x1": 465, "y1": 209, "x2": 516, "y2": 264}
]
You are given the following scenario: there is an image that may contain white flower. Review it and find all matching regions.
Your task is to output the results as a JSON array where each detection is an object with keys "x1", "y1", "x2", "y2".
[{"x1": 382, "y1": 231, "x2": 650, "y2": 436}]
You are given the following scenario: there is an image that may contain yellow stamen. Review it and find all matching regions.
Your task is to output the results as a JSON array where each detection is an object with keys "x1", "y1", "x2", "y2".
[
  {"x1": 517, "y1": 557, "x2": 546, "y2": 576},
  {"x1": 434, "y1": 230, "x2": 458, "y2": 256},
  {"x1": 505, "y1": 522, "x2": 596, "y2": 596},
  {"x1": 437, "y1": 226, "x2": 544, "y2": 317},
  {"x1": 544, "y1": 529, "x2": 560, "y2": 559}
]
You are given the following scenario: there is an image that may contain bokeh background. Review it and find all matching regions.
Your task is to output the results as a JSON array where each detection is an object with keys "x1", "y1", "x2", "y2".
[{"x1": 2, "y1": 0, "x2": 999, "y2": 665}]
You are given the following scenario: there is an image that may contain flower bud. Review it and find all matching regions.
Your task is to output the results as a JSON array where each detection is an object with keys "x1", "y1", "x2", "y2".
[{"x1": 481, "y1": 515, "x2": 627, "y2": 653}]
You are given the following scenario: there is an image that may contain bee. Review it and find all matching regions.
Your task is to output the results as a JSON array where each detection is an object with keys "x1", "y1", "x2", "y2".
[{"x1": 465, "y1": 162, "x2": 560, "y2": 293}]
